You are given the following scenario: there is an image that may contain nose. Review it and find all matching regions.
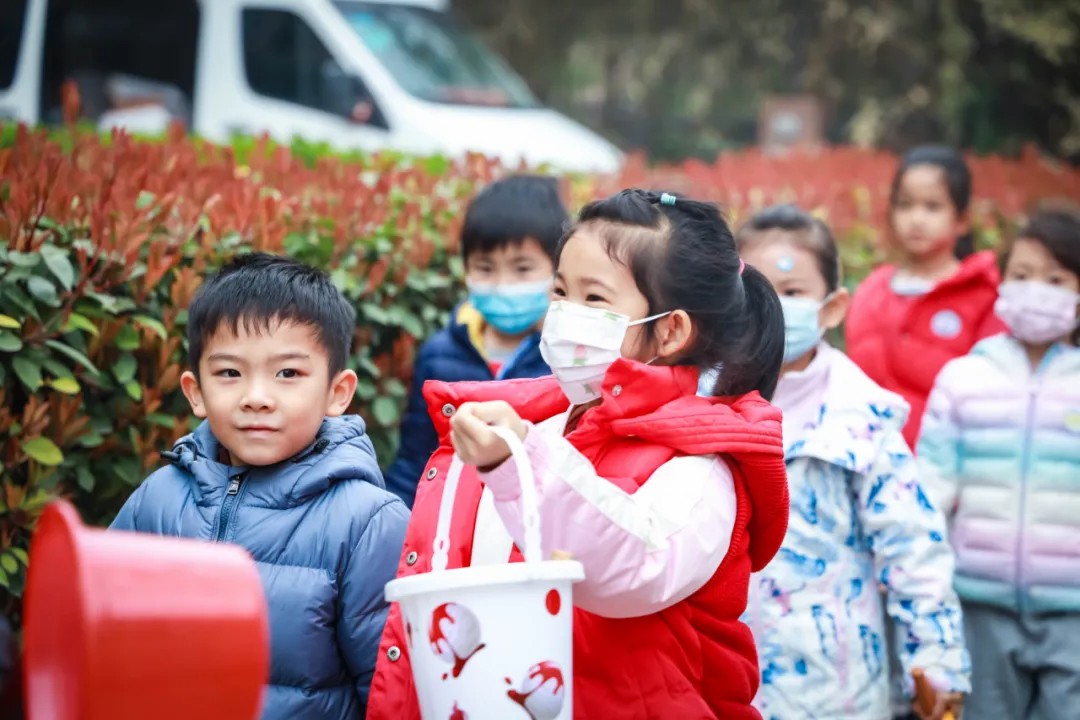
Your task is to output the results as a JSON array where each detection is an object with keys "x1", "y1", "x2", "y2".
[{"x1": 240, "y1": 378, "x2": 275, "y2": 412}]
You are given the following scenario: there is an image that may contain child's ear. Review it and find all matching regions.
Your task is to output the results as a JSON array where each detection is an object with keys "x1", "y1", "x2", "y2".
[
  {"x1": 180, "y1": 371, "x2": 208, "y2": 418},
  {"x1": 325, "y1": 369, "x2": 358, "y2": 417},
  {"x1": 820, "y1": 288, "x2": 850, "y2": 331},
  {"x1": 657, "y1": 309, "x2": 694, "y2": 360}
]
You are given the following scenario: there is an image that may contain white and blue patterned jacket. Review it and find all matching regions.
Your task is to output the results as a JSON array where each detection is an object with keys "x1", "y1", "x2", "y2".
[{"x1": 745, "y1": 345, "x2": 970, "y2": 720}]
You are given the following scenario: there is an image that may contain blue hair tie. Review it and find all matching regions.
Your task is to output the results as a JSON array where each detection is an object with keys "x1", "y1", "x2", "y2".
[{"x1": 659, "y1": 193, "x2": 677, "y2": 206}]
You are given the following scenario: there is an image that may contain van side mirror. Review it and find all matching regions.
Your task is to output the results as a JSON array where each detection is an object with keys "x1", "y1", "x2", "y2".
[{"x1": 318, "y1": 61, "x2": 377, "y2": 125}]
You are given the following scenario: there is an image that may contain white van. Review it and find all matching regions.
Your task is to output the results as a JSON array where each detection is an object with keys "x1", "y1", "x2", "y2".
[{"x1": 0, "y1": 0, "x2": 622, "y2": 173}]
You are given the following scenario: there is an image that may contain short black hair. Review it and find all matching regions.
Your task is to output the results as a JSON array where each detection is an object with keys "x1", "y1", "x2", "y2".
[
  {"x1": 737, "y1": 204, "x2": 842, "y2": 292},
  {"x1": 461, "y1": 175, "x2": 568, "y2": 262},
  {"x1": 186, "y1": 253, "x2": 356, "y2": 378}
]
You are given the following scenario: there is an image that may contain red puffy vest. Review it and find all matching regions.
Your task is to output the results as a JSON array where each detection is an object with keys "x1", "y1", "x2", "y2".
[
  {"x1": 844, "y1": 250, "x2": 1005, "y2": 448},
  {"x1": 367, "y1": 360, "x2": 788, "y2": 720}
]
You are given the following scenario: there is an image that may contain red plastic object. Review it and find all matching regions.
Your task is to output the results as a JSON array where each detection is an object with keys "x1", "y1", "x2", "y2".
[{"x1": 23, "y1": 500, "x2": 269, "y2": 720}]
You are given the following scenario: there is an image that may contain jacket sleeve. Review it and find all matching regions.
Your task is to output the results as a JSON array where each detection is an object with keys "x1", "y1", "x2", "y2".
[
  {"x1": 109, "y1": 481, "x2": 149, "y2": 531},
  {"x1": 385, "y1": 346, "x2": 439, "y2": 508},
  {"x1": 915, "y1": 370, "x2": 963, "y2": 516},
  {"x1": 478, "y1": 424, "x2": 738, "y2": 619},
  {"x1": 856, "y1": 428, "x2": 971, "y2": 696},
  {"x1": 337, "y1": 498, "x2": 410, "y2": 713}
]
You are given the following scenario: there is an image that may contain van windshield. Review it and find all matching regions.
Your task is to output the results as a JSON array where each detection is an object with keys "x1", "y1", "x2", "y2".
[{"x1": 333, "y1": 1, "x2": 539, "y2": 108}]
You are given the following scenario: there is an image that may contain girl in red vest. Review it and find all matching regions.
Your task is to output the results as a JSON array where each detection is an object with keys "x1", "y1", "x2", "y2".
[
  {"x1": 845, "y1": 146, "x2": 1005, "y2": 448},
  {"x1": 368, "y1": 189, "x2": 790, "y2": 720}
]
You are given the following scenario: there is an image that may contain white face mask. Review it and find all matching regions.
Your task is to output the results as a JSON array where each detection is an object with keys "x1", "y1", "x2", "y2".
[
  {"x1": 539, "y1": 301, "x2": 671, "y2": 405},
  {"x1": 995, "y1": 280, "x2": 1079, "y2": 345}
]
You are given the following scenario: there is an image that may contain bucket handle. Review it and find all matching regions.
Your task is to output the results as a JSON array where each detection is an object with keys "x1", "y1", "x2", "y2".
[{"x1": 431, "y1": 425, "x2": 542, "y2": 572}]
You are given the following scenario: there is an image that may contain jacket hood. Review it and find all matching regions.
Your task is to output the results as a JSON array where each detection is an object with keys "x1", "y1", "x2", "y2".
[{"x1": 787, "y1": 345, "x2": 911, "y2": 474}]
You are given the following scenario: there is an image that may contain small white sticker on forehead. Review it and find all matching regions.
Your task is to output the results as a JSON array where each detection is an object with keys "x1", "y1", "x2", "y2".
[{"x1": 777, "y1": 255, "x2": 796, "y2": 272}]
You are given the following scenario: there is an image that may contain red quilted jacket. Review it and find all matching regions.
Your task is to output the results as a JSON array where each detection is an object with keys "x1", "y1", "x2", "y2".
[
  {"x1": 845, "y1": 250, "x2": 1005, "y2": 448},
  {"x1": 367, "y1": 360, "x2": 788, "y2": 720}
]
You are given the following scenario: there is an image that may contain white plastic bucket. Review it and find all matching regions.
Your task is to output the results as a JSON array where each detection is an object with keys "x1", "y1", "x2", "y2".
[{"x1": 385, "y1": 426, "x2": 584, "y2": 720}]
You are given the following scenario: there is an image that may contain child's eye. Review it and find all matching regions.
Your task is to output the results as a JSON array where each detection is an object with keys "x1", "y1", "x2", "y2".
[
  {"x1": 783, "y1": 288, "x2": 802, "y2": 297},
  {"x1": 516, "y1": 265, "x2": 534, "y2": 274},
  {"x1": 277, "y1": 369, "x2": 300, "y2": 379},
  {"x1": 214, "y1": 369, "x2": 241, "y2": 378},
  {"x1": 552, "y1": 286, "x2": 566, "y2": 297},
  {"x1": 586, "y1": 294, "x2": 605, "y2": 303}
]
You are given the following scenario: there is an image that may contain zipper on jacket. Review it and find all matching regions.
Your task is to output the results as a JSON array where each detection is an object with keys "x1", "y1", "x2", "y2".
[
  {"x1": 1015, "y1": 381, "x2": 1039, "y2": 613},
  {"x1": 215, "y1": 471, "x2": 248, "y2": 543}
]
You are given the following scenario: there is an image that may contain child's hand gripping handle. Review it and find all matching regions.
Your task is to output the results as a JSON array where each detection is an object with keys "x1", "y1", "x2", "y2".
[
  {"x1": 912, "y1": 669, "x2": 957, "y2": 720},
  {"x1": 430, "y1": 425, "x2": 543, "y2": 572}
]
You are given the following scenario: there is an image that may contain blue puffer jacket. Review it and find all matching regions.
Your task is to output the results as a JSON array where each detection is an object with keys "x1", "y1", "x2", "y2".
[
  {"x1": 385, "y1": 302, "x2": 549, "y2": 506},
  {"x1": 110, "y1": 415, "x2": 410, "y2": 720}
]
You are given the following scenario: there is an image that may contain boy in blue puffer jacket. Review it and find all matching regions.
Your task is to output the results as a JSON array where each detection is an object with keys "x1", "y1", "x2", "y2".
[
  {"x1": 111, "y1": 253, "x2": 409, "y2": 720},
  {"x1": 385, "y1": 174, "x2": 566, "y2": 506}
]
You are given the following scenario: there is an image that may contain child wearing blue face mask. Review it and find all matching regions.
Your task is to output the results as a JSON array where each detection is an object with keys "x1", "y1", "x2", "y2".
[
  {"x1": 385, "y1": 175, "x2": 567, "y2": 507},
  {"x1": 736, "y1": 205, "x2": 970, "y2": 720}
]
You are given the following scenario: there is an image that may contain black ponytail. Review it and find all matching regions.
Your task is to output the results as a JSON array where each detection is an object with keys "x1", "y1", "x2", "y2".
[
  {"x1": 560, "y1": 188, "x2": 785, "y2": 400},
  {"x1": 710, "y1": 264, "x2": 785, "y2": 400}
]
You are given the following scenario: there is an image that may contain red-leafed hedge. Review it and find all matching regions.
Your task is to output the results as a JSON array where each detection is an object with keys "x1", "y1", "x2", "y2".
[{"x1": 2, "y1": 124, "x2": 1078, "y2": 625}]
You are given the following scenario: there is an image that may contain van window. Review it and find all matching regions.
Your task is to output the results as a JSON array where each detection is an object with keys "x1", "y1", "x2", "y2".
[
  {"x1": 243, "y1": 8, "x2": 372, "y2": 118},
  {"x1": 39, "y1": 0, "x2": 198, "y2": 125},
  {"x1": 1, "y1": 0, "x2": 29, "y2": 90},
  {"x1": 333, "y1": 1, "x2": 538, "y2": 108}
]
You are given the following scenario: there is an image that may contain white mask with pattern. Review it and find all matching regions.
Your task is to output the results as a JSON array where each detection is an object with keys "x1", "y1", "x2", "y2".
[{"x1": 539, "y1": 301, "x2": 671, "y2": 405}]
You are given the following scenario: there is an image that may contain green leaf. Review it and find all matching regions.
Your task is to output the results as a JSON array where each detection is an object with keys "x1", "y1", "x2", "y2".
[
  {"x1": 0, "y1": 314, "x2": 20, "y2": 329},
  {"x1": 63, "y1": 312, "x2": 100, "y2": 337},
  {"x1": 0, "y1": 554, "x2": 16, "y2": 575},
  {"x1": 7, "y1": 251, "x2": 40, "y2": 268},
  {"x1": 133, "y1": 314, "x2": 168, "y2": 340},
  {"x1": 135, "y1": 190, "x2": 156, "y2": 210},
  {"x1": 76, "y1": 466, "x2": 95, "y2": 492},
  {"x1": 0, "y1": 330, "x2": 22, "y2": 352},
  {"x1": 147, "y1": 412, "x2": 177, "y2": 428},
  {"x1": 27, "y1": 275, "x2": 60, "y2": 306},
  {"x1": 22, "y1": 436, "x2": 64, "y2": 466},
  {"x1": 42, "y1": 358, "x2": 74, "y2": 379},
  {"x1": 371, "y1": 396, "x2": 400, "y2": 427},
  {"x1": 12, "y1": 356, "x2": 42, "y2": 390},
  {"x1": 112, "y1": 353, "x2": 137, "y2": 383},
  {"x1": 78, "y1": 428, "x2": 104, "y2": 448},
  {"x1": 86, "y1": 290, "x2": 136, "y2": 314},
  {"x1": 11, "y1": 548, "x2": 28, "y2": 565},
  {"x1": 3, "y1": 286, "x2": 40, "y2": 320},
  {"x1": 45, "y1": 339, "x2": 100, "y2": 375},
  {"x1": 0, "y1": 567, "x2": 8, "y2": 589},
  {"x1": 115, "y1": 324, "x2": 140, "y2": 351},
  {"x1": 40, "y1": 244, "x2": 76, "y2": 290},
  {"x1": 123, "y1": 380, "x2": 143, "y2": 401},
  {"x1": 49, "y1": 376, "x2": 81, "y2": 394}
]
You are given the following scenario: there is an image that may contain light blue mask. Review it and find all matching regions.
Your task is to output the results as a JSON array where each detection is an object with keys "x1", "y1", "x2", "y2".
[
  {"x1": 468, "y1": 280, "x2": 551, "y2": 335},
  {"x1": 780, "y1": 295, "x2": 828, "y2": 364}
]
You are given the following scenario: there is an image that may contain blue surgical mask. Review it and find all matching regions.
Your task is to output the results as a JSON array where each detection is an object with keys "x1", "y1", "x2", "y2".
[
  {"x1": 780, "y1": 295, "x2": 829, "y2": 364},
  {"x1": 468, "y1": 280, "x2": 552, "y2": 335}
]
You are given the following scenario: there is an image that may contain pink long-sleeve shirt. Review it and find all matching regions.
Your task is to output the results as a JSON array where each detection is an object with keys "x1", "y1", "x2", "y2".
[{"x1": 475, "y1": 409, "x2": 737, "y2": 619}]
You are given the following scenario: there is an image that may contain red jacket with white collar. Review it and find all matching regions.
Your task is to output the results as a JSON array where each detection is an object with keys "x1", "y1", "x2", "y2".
[
  {"x1": 845, "y1": 250, "x2": 1006, "y2": 448},
  {"x1": 367, "y1": 360, "x2": 788, "y2": 720}
]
